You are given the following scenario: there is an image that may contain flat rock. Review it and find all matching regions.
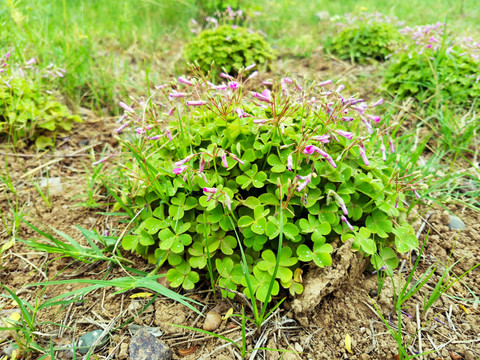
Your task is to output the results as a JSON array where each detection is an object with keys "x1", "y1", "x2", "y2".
[
  {"x1": 77, "y1": 329, "x2": 109, "y2": 355},
  {"x1": 130, "y1": 328, "x2": 172, "y2": 360},
  {"x1": 449, "y1": 215, "x2": 466, "y2": 230}
]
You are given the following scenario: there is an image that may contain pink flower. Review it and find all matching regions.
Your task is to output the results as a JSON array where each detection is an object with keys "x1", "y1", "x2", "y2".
[
  {"x1": 220, "y1": 72, "x2": 234, "y2": 80},
  {"x1": 341, "y1": 117, "x2": 354, "y2": 122},
  {"x1": 251, "y1": 91, "x2": 271, "y2": 102},
  {"x1": 304, "y1": 145, "x2": 320, "y2": 155},
  {"x1": 178, "y1": 76, "x2": 192, "y2": 86},
  {"x1": 199, "y1": 156, "x2": 205, "y2": 173},
  {"x1": 319, "y1": 79, "x2": 332, "y2": 86},
  {"x1": 413, "y1": 190, "x2": 421, "y2": 199},
  {"x1": 287, "y1": 154, "x2": 293, "y2": 171},
  {"x1": 165, "y1": 128, "x2": 172, "y2": 141},
  {"x1": 212, "y1": 84, "x2": 228, "y2": 90},
  {"x1": 186, "y1": 100, "x2": 208, "y2": 106},
  {"x1": 245, "y1": 63, "x2": 256, "y2": 71},
  {"x1": 262, "y1": 80, "x2": 273, "y2": 86},
  {"x1": 119, "y1": 101, "x2": 134, "y2": 113},
  {"x1": 380, "y1": 142, "x2": 387, "y2": 161},
  {"x1": 296, "y1": 174, "x2": 312, "y2": 192},
  {"x1": 115, "y1": 121, "x2": 131, "y2": 133},
  {"x1": 228, "y1": 153, "x2": 244, "y2": 165},
  {"x1": 234, "y1": 107, "x2": 247, "y2": 118},
  {"x1": 173, "y1": 165, "x2": 187, "y2": 175},
  {"x1": 155, "y1": 84, "x2": 168, "y2": 90},
  {"x1": 228, "y1": 81, "x2": 239, "y2": 90},
  {"x1": 341, "y1": 216, "x2": 354, "y2": 231},
  {"x1": 135, "y1": 127, "x2": 146, "y2": 134},
  {"x1": 367, "y1": 114, "x2": 381, "y2": 123},
  {"x1": 253, "y1": 119, "x2": 268, "y2": 124},
  {"x1": 148, "y1": 135, "x2": 161, "y2": 140},
  {"x1": 282, "y1": 77, "x2": 294, "y2": 84},
  {"x1": 389, "y1": 138, "x2": 395, "y2": 153},
  {"x1": 203, "y1": 187, "x2": 217, "y2": 194},
  {"x1": 358, "y1": 145, "x2": 369, "y2": 166},
  {"x1": 175, "y1": 155, "x2": 194, "y2": 167},
  {"x1": 220, "y1": 152, "x2": 228, "y2": 168},
  {"x1": 25, "y1": 58, "x2": 36, "y2": 65},
  {"x1": 169, "y1": 92, "x2": 188, "y2": 98},
  {"x1": 336, "y1": 130, "x2": 353, "y2": 140},
  {"x1": 336, "y1": 84, "x2": 345, "y2": 92},
  {"x1": 371, "y1": 98, "x2": 384, "y2": 107}
]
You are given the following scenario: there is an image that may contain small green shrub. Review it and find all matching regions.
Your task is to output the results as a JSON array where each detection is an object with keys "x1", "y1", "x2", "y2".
[
  {"x1": 326, "y1": 12, "x2": 403, "y2": 63},
  {"x1": 109, "y1": 71, "x2": 423, "y2": 302},
  {"x1": 384, "y1": 24, "x2": 480, "y2": 109},
  {"x1": 0, "y1": 53, "x2": 82, "y2": 148},
  {"x1": 184, "y1": 25, "x2": 276, "y2": 78}
]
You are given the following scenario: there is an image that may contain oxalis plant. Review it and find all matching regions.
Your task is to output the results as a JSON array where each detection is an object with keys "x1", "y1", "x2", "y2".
[
  {"x1": 325, "y1": 11, "x2": 404, "y2": 63},
  {"x1": 107, "y1": 65, "x2": 423, "y2": 304},
  {"x1": 0, "y1": 52, "x2": 82, "y2": 149},
  {"x1": 384, "y1": 23, "x2": 480, "y2": 109}
]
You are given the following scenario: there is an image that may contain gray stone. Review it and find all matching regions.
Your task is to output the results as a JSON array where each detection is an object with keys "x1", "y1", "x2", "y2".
[
  {"x1": 448, "y1": 215, "x2": 466, "y2": 230},
  {"x1": 130, "y1": 328, "x2": 172, "y2": 360},
  {"x1": 77, "y1": 329, "x2": 109, "y2": 355},
  {"x1": 128, "y1": 324, "x2": 163, "y2": 337}
]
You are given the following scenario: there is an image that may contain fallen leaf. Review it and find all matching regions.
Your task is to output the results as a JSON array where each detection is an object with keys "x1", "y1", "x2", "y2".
[
  {"x1": 391, "y1": 355, "x2": 400, "y2": 360},
  {"x1": 129, "y1": 292, "x2": 153, "y2": 299},
  {"x1": 293, "y1": 268, "x2": 303, "y2": 283},
  {"x1": 222, "y1": 308, "x2": 234, "y2": 321},
  {"x1": 450, "y1": 351, "x2": 462, "y2": 360},
  {"x1": 345, "y1": 333, "x2": 353, "y2": 354},
  {"x1": 458, "y1": 304, "x2": 469, "y2": 315},
  {"x1": 178, "y1": 345, "x2": 197, "y2": 356}
]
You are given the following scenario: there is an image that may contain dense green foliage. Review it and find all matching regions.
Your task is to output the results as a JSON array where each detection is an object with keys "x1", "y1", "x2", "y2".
[
  {"x1": 384, "y1": 24, "x2": 480, "y2": 109},
  {"x1": 112, "y1": 73, "x2": 421, "y2": 301},
  {"x1": 328, "y1": 22, "x2": 402, "y2": 62},
  {"x1": 185, "y1": 25, "x2": 276, "y2": 78},
  {"x1": 0, "y1": 64, "x2": 81, "y2": 148},
  {"x1": 326, "y1": 13, "x2": 403, "y2": 63}
]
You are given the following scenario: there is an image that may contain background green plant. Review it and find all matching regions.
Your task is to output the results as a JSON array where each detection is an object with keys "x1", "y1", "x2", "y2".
[
  {"x1": 0, "y1": 56, "x2": 81, "y2": 148},
  {"x1": 327, "y1": 22, "x2": 402, "y2": 63},
  {"x1": 184, "y1": 25, "x2": 276, "y2": 78},
  {"x1": 384, "y1": 49, "x2": 480, "y2": 109}
]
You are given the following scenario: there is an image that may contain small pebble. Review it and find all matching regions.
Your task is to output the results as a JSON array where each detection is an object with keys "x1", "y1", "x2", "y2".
[
  {"x1": 448, "y1": 215, "x2": 466, "y2": 230},
  {"x1": 369, "y1": 289, "x2": 378, "y2": 298},
  {"x1": 203, "y1": 309, "x2": 222, "y2": 331}
]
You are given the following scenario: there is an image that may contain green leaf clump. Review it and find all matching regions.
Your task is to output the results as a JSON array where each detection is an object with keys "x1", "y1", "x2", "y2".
[
  {"x1": 0, "y1": 56, "x2": 81, "y2": 148},
  {"x1": 184, "y1": 25, "x2": 276, "y2": 78},
  {"x1": 326, "y1": 12, "x2": 403, "y2": 63},
  {"x1": 384, "y1": 24, "x2": 480, "y2": 109},
  {"x1": 111, "y1": 71, "x2": 422, "y2": 301}
]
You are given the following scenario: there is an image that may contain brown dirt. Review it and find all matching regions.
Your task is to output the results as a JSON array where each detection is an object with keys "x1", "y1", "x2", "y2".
[{"x1": 1, "y1": 56, "x2": 480, "y2": 360}]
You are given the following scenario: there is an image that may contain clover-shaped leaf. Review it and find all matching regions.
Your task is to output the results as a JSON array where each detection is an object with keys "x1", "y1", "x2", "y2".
[
  {"x1": 257, "y1": 248, "x2": 298, "y2": 283},
  {"x1": 267, "y1": 154, "x2": 286, "y2": 173},
  {"x1": 216, "y1": 258, "x2": 244, "y2": 298},
  {"x1": 158, "y1": 223, "x2": 192, "y2": 254},
  {"x1": 366, "y1": 210, "x2": 393, "y2": 238},
  {"x1": 242, "y1": 266, "x2": 279, "y2": 302},
  {"x1": 298, "y1": 215, "x2": 331, "y2": 241},
  {"x1": 236, "y1": 164, "x2": 267, "y2": 189},
  {"x1": 393, "y1": 225, "x2": 418, "y2": 253},
  {"x1": 354, "y1": 227, "x2": 376, "y2": 255},
  {"x1": 166, "y1": 262, "x2": 199, "y2": 290},
  {"x1": 207, "y1": 230, "x2": 237, "y2": 255},
  {"x1": 238, "y1": 205, "x2": 269, "y2": 235},
  {"x1": 371, "y1": 247, "x2": 399, "y2": 276},
  {"x1": 297, "y1": 242, "x2": 333, "y2": 267}
]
